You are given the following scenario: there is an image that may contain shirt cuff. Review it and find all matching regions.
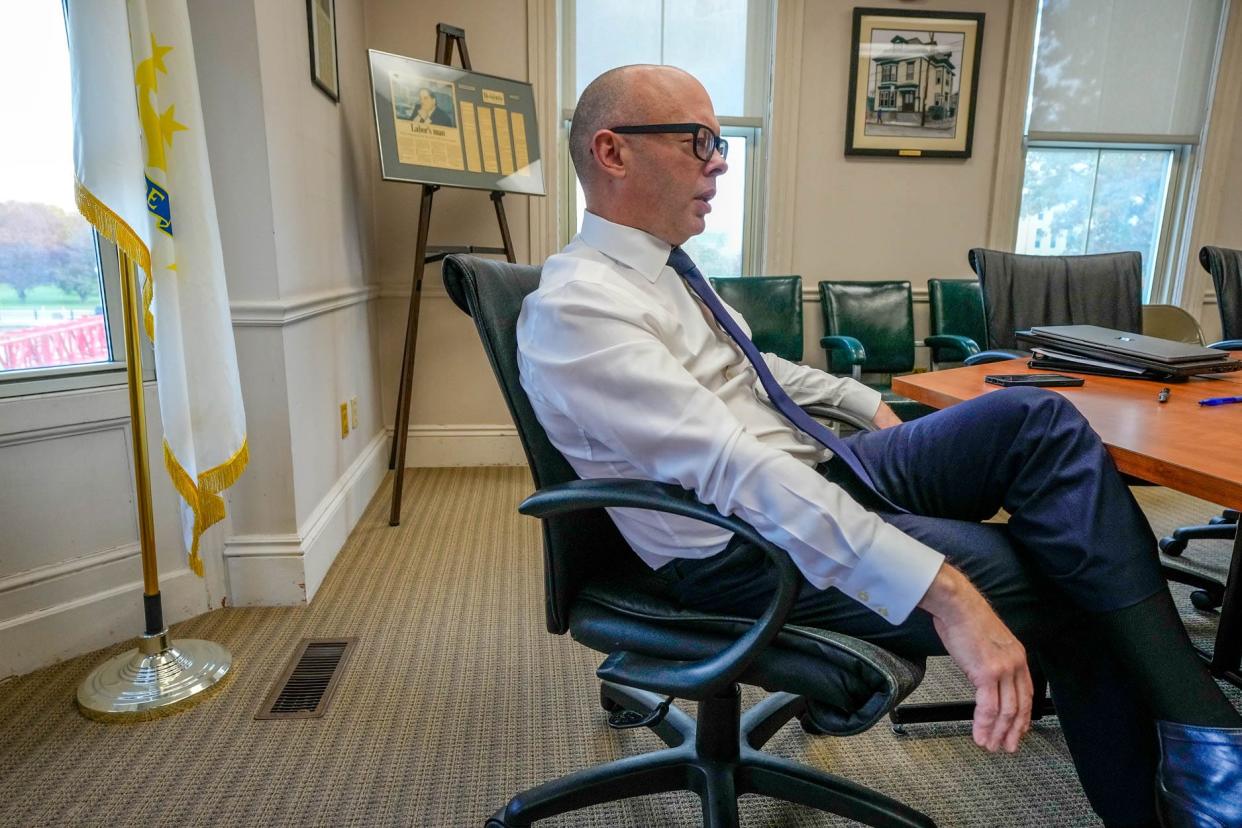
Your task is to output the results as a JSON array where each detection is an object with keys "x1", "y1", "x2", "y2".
[
  {"x1": 834, "y1": 380, "x2": 882, "y2": 422},
  {"x1": 837, "y1": 523, "x2": 945, "y2": 625}
]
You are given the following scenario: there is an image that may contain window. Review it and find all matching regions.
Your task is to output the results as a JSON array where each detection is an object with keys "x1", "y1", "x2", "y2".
[
  {"x1": 562, "y1": 0, "x2": 773, "y2": 276},
  {"x1": 0, "y1": 1, "x2": 128, "y2": 396},
  {"x1": 880, "y1": 64, "x2": 895, "y2": 83},
  {"x1": 1014, "y1": 0, "x2": 1227, "y2": 301},
  {"x1": 905, "y1": 61, "x2": 914, "y2": 81}
]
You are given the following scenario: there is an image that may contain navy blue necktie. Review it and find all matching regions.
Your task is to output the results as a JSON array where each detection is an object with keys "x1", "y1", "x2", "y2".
[{"x1": 668, "y1": 246, "x2": 892, "y2": 504}]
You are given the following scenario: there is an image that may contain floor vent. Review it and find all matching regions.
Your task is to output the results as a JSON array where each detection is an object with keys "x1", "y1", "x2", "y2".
[{"x1": 256, "y1": 638, "x2": 357, "y2": 720}]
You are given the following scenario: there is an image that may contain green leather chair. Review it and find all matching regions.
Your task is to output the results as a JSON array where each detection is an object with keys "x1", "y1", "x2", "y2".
[
  {"x1": 708, "y1": 275, "x2": 803, "y2": 362},
  {"x1": 817, "y1": 280, "x2": 933, "y2": 421},
  {"x1": 926, "y1": 278, "x2": 986, "y2": 367}
]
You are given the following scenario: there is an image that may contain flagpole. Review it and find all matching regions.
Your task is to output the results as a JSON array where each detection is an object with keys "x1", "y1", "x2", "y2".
[{"x1": 76, "y1": 248, "x2": 232, "y2": 721}]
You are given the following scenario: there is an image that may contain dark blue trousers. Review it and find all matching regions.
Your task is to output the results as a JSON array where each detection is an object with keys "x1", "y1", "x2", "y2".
[{"x1": 664, "y1": 387, "x2": 1168, "y2": 826}]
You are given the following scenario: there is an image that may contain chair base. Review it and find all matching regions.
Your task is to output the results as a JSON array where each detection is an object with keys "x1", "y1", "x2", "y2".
[
  {"x1": 889, "y1": 659, "x2": 1054, "y2": 731},
  {"x1": 1159, "y1": 518, "x2": 1237, "y2": 557},
  {"x1": 486, "y1": 683, "x2": 935, "y2": 828}
]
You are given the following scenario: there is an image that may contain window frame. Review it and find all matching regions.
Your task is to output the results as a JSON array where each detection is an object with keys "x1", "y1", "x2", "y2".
[
  {"x1": 1016, "y1": 135, "x2": 1192, "y2": 303},
  {"x1": 0, "y1": 235, "x2": 154, "y2": 399}
]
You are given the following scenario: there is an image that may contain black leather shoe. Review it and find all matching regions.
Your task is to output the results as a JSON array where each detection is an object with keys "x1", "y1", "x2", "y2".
[{"x1": 1157, "y1": 721, "x2": 1242, "y2": 827}]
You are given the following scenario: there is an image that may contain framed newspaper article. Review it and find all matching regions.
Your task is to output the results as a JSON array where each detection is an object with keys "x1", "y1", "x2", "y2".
[
  {"x1": 368, "y1": 50, "x2": 546, "y2": 196},
  {"x1": 845, "y1": 8, "x2": 985, "y2": 159}
]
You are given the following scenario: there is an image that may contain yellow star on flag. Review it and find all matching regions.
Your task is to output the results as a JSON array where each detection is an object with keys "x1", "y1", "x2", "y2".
[
  {"x1": 159, "y1": 105, "x2": 188, "y2": 148},
  {"x1": 135, "y1": 34, "x2": 173, "y2": 93}
]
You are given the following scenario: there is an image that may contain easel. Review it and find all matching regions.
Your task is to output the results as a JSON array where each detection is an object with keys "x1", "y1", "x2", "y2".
[{"x1": 388, "y1": 23, "x2": 517, "y2": 525}]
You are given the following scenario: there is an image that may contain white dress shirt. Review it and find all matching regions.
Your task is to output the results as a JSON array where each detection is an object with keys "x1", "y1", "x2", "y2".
[{"x1": 516, "y1": 212, "x2": 945, "y2": 624}]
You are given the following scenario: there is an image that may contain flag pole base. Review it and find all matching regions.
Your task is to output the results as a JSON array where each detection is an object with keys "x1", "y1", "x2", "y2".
[{"x1": 76, "y1": 630, "x2": 232, "y2": 722}]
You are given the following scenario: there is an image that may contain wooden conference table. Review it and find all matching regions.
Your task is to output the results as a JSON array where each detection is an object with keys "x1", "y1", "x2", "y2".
[{"x1": 893, "y1": 356, "x2": 1242, "y2": 687}]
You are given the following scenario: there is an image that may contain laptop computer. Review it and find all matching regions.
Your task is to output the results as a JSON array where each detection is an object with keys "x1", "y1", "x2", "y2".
[
  {"x1": 1016, "y1": 325, "x2": 1242, "y2": 379},
  {"x1": 1027, "y1": 325, "x2": 1230, "y2": 364}
]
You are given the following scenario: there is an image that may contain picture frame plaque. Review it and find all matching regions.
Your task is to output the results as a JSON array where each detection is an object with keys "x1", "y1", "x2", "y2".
[
  {"x1": 368, "y1": 49, "x2": 546, "y2": 196},
  {"x1": 845, "y1": 8, "x2": 985, "y2": 159}
]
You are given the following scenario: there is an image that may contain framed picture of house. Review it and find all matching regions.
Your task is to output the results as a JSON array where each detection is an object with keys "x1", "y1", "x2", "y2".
[{"x1": 845, "y1": 8, "x2": 985, "y2": 158}]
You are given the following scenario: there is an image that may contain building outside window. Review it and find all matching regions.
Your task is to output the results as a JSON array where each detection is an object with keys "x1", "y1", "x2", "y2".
[
  {"x1": 1014, "y1": 0, "x2": 1227, "y2": 301},
  {"x1": 0, "y1": 1, "x2": 127, "y2": 396},
  {"x1": 562, "y1": 0, "x2": 773, "y2": 277}
]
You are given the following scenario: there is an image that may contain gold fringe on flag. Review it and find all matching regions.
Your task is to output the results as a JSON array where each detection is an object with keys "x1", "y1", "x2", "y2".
[
  {"x1": 163, "y1": 439, "x2": 249, "y2": 577},
  {"x1": 75, "y1": 180, "x2": 151, "y2": 277}
]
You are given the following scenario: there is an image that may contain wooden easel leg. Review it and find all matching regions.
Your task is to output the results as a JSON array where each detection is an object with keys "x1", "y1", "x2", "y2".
[
  {"x1": 390, "y1": 184, "x2": 438, "y2": 526},
  {"x1": 388, "y1": 338, "x2": 408, "y2": 470},
  {"x1": 490, "y1": 191, "x2": 517, "y2": 263}
]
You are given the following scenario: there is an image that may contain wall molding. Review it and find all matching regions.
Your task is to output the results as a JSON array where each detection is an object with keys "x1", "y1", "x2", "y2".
[
  {"x1": 223, "y1": 429, "x2": 388, "y2": 606},
  {"x1": 800, "y1": 287, "x2": 930, "y2": 304},
  {"x1": 0, "y1": 415, "x2": 128, "y2": 450},
  {"x1": 392, "y1": 424, "x2": 525, "y2": 468},
  {"x1": 230, "y1": 284, "x2": 380, "y2": 327},
  {"x1": 0, "y1": 542, "x2": 140, "y2": 595},
  {"x1": 0, "y1": 561, "x2": 203, "y2": 680}
]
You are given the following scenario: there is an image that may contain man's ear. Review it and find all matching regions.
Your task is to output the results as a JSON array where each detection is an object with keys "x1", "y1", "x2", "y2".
[{"x1": 591, "y1": 130, "x2": 627, "y2": 180}]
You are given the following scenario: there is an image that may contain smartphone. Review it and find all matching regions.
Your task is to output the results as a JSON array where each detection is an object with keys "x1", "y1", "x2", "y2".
[{"x1": 985, "y1": 374, "x2": 1085, "y2": 387}]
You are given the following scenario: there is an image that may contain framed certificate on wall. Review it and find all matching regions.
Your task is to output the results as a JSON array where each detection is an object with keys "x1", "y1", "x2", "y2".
[{"x1": 368, "y1": 49, "x2": 546, "y2": 196}]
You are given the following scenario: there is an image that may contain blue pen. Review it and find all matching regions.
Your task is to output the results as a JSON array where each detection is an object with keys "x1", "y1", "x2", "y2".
[{"x1": 1197, "y1": 395, "x2": 1242, "y2": 407}]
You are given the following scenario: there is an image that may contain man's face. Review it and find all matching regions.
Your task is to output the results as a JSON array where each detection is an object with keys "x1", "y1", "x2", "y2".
[
  {"x1": 419, "y1": 90, "x2": 434, "y2": 112},
  {"x1": 617, "y1": 75, "x2": 727, "y2": 246}
]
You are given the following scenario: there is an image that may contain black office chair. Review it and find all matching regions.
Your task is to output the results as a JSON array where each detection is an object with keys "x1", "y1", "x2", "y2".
[
  {"x1": 442, "y1": 254, "x2": 934, "y2": 828},
  {"x1": 1157, "y1": 246, "x2": 1242, "y2": 606},
  {"x1": 1201, "y1": 245, "x2": 1242, "y2": 349},
  {"x1": 962, "y1": 249, "x2": 1143, "y2": 366},
  {"x1": 708, "y1": 275, "x2": 803, "y2": 362}
]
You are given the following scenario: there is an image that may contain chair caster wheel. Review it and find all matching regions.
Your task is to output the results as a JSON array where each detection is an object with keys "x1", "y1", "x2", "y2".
[
  {"x1": 1190, "y1": 589, "x2": 1222, "y2": 611},
  {"x1": 891, "y1": 724, "x2": 908, "y2": 735},
  {"x1": 600, "y1": 686, "x2": 622, "y2": 713},
  {"x1": 1159, "y1": 536, "x2": 1187, "y2": 556},
  {"x1": 485, "y1": 808, "x2": 510, "y2": 827}
]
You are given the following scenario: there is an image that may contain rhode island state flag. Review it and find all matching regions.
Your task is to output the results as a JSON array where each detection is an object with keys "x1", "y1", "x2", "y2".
[{"x1": 65, "y1": 0, "x2": 248, "y2": 578}]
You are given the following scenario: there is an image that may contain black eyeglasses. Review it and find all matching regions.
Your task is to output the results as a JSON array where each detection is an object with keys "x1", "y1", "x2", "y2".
[{"x1": 608, "y1": 123, "x2": 728, "y2": 162}]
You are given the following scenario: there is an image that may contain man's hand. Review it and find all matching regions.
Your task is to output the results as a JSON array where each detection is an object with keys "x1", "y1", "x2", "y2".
[
  {"x1": 919, "y1": 564, "x2": 1033, "y2": 753},
  {"x1": 872, "y1": 401, "x2": 902, "y2": 429}
]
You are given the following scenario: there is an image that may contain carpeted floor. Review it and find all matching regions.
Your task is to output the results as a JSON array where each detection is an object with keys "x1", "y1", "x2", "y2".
[{"x1": 0, "y1": 468, "x2": 1237, "y2": 827}]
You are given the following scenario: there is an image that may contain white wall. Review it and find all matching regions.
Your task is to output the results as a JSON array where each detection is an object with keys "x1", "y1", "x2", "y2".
[
  {"x1": 194, "y1": 0, "x2": 388, "y2": 606},
  {"x1": 0, "y1": 384, "x2": 208, "y2": 679}
]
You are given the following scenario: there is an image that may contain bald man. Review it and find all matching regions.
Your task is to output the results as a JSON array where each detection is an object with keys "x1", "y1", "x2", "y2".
[{"x1": 516, "y1": 65, "x2": 1241, "y2": 827}]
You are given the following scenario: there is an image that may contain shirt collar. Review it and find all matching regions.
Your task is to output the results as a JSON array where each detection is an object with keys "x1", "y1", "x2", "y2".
[{"x1": 579, "y1": 211, "x2": 672, "y2": 283}]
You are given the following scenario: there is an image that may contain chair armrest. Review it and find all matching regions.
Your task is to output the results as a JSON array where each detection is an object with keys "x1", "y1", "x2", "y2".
[
  {"x1": 801, "y1": 403, "x2": 879, "y2": 434},
  {"x1": 818, "y1": 335, "x2": 867, "y2": 365},
  {"x1": 963, "y1": 348, "x2": 1027, "y2": 366},
  {"x1": 1209, "y1": 339, "x2": 1242, "y2": 351},
  {"x1": 519, "y1": 478, "x2": 801, "y2": 700},
  {"x1": 924, "y1": 334, "x2": 980, "y2": 364}
]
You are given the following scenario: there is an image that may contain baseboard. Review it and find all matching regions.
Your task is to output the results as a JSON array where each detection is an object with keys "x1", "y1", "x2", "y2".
[
  {"x1": 222, "y1": 430, "x2": 388, "y2": 607},
  {"x1": 0, "y1": 550, "x2": 204, "y2": 680},
  {"x1": 397, "y1": 424, "x2": 525, "y2": 467}
]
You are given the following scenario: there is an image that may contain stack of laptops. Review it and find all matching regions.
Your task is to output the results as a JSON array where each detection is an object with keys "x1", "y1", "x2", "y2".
[{"x1": 1015, "y1": 325, "x2": 1242, "y2": 380}]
